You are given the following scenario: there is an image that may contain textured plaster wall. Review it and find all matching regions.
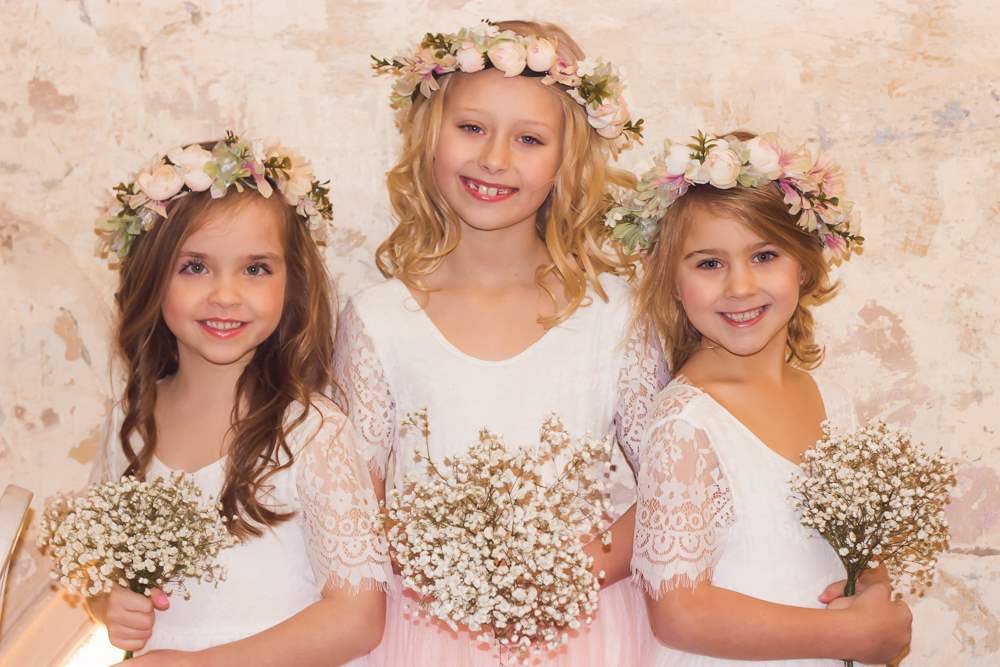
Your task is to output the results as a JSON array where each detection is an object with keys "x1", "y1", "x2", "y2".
[{"x1": 1, "y1": 0, "x2": 997, "y2": 663}]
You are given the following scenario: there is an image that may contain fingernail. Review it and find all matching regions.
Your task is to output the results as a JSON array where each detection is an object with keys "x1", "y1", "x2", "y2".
[{"x1": 155, "y1": 592, "x2": 168, "y2": 605}]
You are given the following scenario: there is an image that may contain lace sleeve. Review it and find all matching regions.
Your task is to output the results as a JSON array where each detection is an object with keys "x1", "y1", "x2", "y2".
[
  {"x1": 296, "y1": 408, "x2": 391, "y2": 595},
  {"x1": 632, "y1": 415, "x2": 735, "y2": 598},
  {"x1": 613, "y1": 322, "x2": 670, "y2": 470},
  {"x1": 332, "y1": 299, "x2": 396, "y2": 479}
]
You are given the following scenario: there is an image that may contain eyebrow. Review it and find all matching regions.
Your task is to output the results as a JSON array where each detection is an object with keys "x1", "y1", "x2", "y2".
[
  {"x1": 683, "y1": 240, "x2": 772, "y2": 260},
  {"x1": 177, "y1": 251, "x2": 284, "y2": 261}
]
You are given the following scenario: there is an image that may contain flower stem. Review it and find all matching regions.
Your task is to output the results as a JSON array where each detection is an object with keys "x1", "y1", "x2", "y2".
[{"x1": 842, "y1": 570, "x2": 859, "y2": 667}]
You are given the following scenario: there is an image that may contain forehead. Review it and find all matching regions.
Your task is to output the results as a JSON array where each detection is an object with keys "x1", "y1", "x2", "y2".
[
  {"x1": 681, "y1": 204, "x2": 766, "y2": 250},
  {"x1": 444, "y1": 68, "x2": 564, "y2": 126},
  {"x1": 183, "y1": 196, "x2": 286, "y2": 253}
]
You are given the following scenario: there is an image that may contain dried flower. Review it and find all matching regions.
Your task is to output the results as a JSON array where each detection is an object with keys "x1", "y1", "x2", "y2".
[
  {"x1": 383, "y1": 411, "x2": 613, "y2": 660},
  {"x1": 38, "y1": 472, "x2": 237, "y2": 601},
  {"x1": 790, "y1": 420, "x2": 956, "y2": 667}
]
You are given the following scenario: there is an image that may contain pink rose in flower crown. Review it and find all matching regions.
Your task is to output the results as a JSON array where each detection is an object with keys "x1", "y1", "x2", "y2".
[
  {"x1": 525, "y1": 37, "x2": 558, "y2": 72},
  {"x1": 274, "y1": 149, "x2": 314, "y2": 205},
  {"x1": 587, "y1": 98, "x2": 630, "y2": 139},
  {"x1": 664, "y1": 142, "x2": 693, "y2": 177},
  {"x1": 702, "y1": 143, "x2": 742, "y2": 189},
  {"x1": 487, "y1": 40, "x2": 527, "y2": 77},
  {"x1": 455, "y1": 43, "x2": 485, "y2": 72},
  {"x1": 136, "y1": 164, "x2": 184, "y2": 201},
  {"x1": 167, "y1": 145, "x2": 214, "y2": 192},
  {"x1": 746, "y1": 135, "x2": 783, "y2": 180}
]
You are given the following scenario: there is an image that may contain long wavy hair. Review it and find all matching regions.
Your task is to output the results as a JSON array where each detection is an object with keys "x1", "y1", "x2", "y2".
[
  {"x1": 376, "y1": 20, "x2": 637, "y2": 327},
  {"x1": 636, "y1": 154, "x2": 837, "y2": 373},
  {"x1": 113, "y1": 186, "x2": 335, "y2": 538}
]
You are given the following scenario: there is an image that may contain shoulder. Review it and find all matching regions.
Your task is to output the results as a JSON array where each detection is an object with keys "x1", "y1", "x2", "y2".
[
  {"x1": 284, "y1": 395, "x2": 352, "y2": 455},
  {"x1": 346, "y1": 279, "x2": 406, "y2": 319},
  {"x1": 648, "y1": 378, "x2": 708, "y2": 427}
]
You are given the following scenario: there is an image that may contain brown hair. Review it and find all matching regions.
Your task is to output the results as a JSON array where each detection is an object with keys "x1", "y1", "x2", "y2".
[
  {"x1": 636, "y1": 159, "x2": 837, "y2": 373},
  {"x1": 376, "y1": 20, "x2": 637, "y2": 327},
  {"x1": 113, "y1": 187, "x2": 335, "y2": 538}
]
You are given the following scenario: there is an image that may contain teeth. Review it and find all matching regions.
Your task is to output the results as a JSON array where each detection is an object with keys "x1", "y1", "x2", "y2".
[
  {"x1": 725, "y1": 307, "x2": 764, "y2": 323},
  {"x1": 205, "y1": 320, "x2": 242, "y2": 331},
  {"x1": 466, "y1": 179, "x2": 511, "y2": 196}
]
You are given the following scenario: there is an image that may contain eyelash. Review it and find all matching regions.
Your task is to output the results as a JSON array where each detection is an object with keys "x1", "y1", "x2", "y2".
[
  {"x1": 178, "y1": 261, "x2": 272, "y2": 276},
  {"x1": 695, "y1": 251, "x2": 778, "y2": 270},
  {"x1": 458, "y1": 124, "x2": 544, "y2": 146}
]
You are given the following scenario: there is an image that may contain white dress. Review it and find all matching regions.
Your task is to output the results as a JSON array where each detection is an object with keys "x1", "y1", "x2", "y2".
[
  {"x1": 631, "y1": 374, "x2": 858, "y2": 667},
  {"x1": 333, "y1": 276, "x2": 668, "y2": 667},
  {"x1": 92, "y1": 396, "x2": 390, "y2": 664}
]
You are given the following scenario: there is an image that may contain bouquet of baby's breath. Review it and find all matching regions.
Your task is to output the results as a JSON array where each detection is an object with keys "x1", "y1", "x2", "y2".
[
  {"x1": 790, "y1": 420, "x2": 955, "y2": 666},
  {"x1": 38, "y1": 472, "x2": 237, "y2": 658},
  {"x1": 383, "y1": 410, "x2": 613, "y2": 660}
]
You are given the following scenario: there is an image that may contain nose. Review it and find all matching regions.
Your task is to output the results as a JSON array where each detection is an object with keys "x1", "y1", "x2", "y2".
[
  {"x1": 478, "y1": 135, "x2": 509, "y2": 174},
  {"x1": 207, "y1": 274, "x2": 241, "y2": 309},
  {"x1": 725, "y1": 262, "x2": 758, "y2": 299}
]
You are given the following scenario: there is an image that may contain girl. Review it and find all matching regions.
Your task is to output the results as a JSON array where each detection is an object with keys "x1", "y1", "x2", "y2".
[
  {"x1": 88, "y1": 133, "x2": 389, "y2": 666},
  {"x1": 336, "y1": 19, "x2": 663, "y2": 667},
  {"x1": 612, "y1": 131, "x2": 912, "y2": 665}
]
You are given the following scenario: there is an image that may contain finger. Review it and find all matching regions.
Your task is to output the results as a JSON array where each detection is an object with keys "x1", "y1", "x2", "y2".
[
  {"x1": 108, "y1": 609, "x2": 155, "y2": 632},
  {"x1": 826, "y1": 597, "x2": 853, "y2": 610},
  {"x1": 108, "y1": 633, "x2": 147, "y2": 651},
  {"x1": 117, "y1": 591, "x2": 154, "y2": 614},
  {"x1": 111, "y1": 620, "x2": 154, "y2": 638},
  {"x1": 150, "y1": 588, "x2": 170, "y2": 611},
  {"x1": 818, "y1": 579, "x2": 847, "y2": 603}
]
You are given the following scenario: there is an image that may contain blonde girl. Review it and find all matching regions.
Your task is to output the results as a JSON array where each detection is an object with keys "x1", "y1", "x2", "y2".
[
  {"x1": 88, "y1": 134, "x2": 389, "y2": 666},
  {"x1": 614, "y1": 130, "x2": 912, "y2": 665},
  {"x1": 335, "y1": 20, "x2": 664, "y2": 667}
]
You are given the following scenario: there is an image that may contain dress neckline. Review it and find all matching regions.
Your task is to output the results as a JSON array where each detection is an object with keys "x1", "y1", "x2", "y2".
[
  {"x1": 672, "y1": 373, "x2": 829, "y2": 469},
  {"x1": 392, "y1": 278, "x2": 576, "y2": 367}
]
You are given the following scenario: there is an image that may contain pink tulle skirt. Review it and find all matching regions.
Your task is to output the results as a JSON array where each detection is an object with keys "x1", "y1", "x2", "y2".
[{"x1": 369, "y1": 577, "x2": 650, "y2": 666}]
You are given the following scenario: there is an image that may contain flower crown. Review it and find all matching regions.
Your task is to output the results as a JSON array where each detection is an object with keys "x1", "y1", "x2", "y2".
[
  {"x1": 97, "y1": 131, "x2": 333, "y2": 261},
  {"x1": 605, "y1": 131, "x2": 863, "y2": 259},
  {"x1": 371, "y1": 20, "x2": 644, "y2": 146}
]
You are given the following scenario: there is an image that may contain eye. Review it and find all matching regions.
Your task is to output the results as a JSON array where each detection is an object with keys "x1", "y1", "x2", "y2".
[
  {"x1": 179, "y1": 260, "x2": 206, "y2": 275},
  {"x1": 459, "y1": 123, "x2": 484, "y2": 135},
  {"x1": 696, "y1": 258, "x2": 723, "y2": 270},
  {"x1": 518, "y1": 135, "x2": 543, "y2": 146},
  {"x1": 245, "y1": 262, "x2": 272, "y2": 277},
  {"x1": 752, "y1": 250, "x2": 778, "y2": 263}
]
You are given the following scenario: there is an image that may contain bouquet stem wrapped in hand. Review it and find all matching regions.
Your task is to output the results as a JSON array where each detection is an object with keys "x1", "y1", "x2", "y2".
[
  {"x1": 38, "y1": 472, "x2": 237, "y2": 659},
  {"x1": 382, "y1": 411, "x2": 614, "y2": 660},
  {"x1": 790, "y1": 420, "x2": 955, "y2": 666}
]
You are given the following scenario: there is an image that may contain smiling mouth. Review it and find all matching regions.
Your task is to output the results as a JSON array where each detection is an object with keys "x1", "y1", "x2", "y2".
[
  {"x1": 199, "y1": 319, "x2": 248, "y2": 338},
  {"x1": 720, "y1": 306, "x2": 768, "y2": 326},
  {"x1": 461, "y1": 176, "x2": 517, "y2": 201}
]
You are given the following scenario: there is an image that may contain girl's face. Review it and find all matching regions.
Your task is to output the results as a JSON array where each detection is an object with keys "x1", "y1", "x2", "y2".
[
  {"x1": 674, "y1": 207, "x2": 802, "y2": 360},
  {"x1": 433, "y1": 67, "x2": 564, "y2": 233},
  {"x1": 161, "y1": 198, "x2": 287, "y2": 372}
]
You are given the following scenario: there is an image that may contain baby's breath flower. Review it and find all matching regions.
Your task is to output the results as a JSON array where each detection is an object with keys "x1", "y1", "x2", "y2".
[
  {"x1": 38, "y1": 472, "x2": 237, "y2": 600},
  {"x1": 384, "y1": 411, "x2": 612, "y2": 660}
]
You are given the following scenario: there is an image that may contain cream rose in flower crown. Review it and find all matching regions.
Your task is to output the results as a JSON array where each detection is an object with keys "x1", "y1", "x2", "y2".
[
  {"x1": 371, "y1": 20, "x2": 644, "y2": 146},
  {"x1": 605, "y1": 130, "x2": 863, "y2": 258},
  {"x1": 96, "y1": 131, "x2": 334, "y2": 261}
]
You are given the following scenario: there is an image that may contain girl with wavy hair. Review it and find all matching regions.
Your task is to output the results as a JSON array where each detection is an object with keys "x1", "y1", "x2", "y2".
[
  {"x1": 613, "y1": 130, "x2": 912, "y2": 665},
  {"x1": 87, "y1": 134, "x2": 389, "y2": 666},
  {"x1": 335, "y1": 19, "x2": 664, "y2": 666}
]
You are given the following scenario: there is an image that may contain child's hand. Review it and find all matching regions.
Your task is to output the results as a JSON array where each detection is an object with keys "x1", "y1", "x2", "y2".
[
  {"x1": 840, "y1": 582, "x2": 912, "y2": 664},
  {"x1": 818, "y1": 565, "x2": 890, "y2": 604},
  {"x1": 104, "y1": 585, "x2": 170, "y2": 652}
]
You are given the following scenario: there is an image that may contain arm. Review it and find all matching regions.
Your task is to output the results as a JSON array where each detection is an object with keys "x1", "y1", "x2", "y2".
[
  {"x1": 648, "y1": 580, "x2": 910, "y2": 663},
  {"x1": 634, "y1": 416, "x2": 910, "y2": 663},
  {"x1": 584, "y1": 503, "x2": 634, "y2": 586}
]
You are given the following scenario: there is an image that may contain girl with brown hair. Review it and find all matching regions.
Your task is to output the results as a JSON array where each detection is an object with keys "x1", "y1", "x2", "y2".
[
  {"x1": 612, "y1": 130, "x2": 912, "y2": 665},
  {"x1": 87, "y1": 134, "x2": 388, "y2": 666}
]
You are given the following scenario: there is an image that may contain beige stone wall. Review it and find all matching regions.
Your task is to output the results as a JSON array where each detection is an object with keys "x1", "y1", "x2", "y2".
[{"x1": 1, "y1": 1, "x2": 997, "y2": 663}]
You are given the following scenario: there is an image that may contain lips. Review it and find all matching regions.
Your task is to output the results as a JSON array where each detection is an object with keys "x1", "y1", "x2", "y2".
[
  {"x1": 198, "y1": 319, "x2": 248, "y2": 339},
  {"x1": 720, "y1": 305, "x2": 768, "y2": 327},
  {"x1": 461, "y1": 176, "x2": 517, "y2": 202}
]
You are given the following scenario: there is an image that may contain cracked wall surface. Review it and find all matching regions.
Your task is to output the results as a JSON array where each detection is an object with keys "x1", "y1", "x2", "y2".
[{"x1": 1, "y1": 1, "x2": 998, "y2": 663}]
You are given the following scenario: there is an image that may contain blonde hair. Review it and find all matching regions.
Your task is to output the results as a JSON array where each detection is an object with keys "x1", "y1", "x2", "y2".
[
  {"x1": 376, "y1": 20, "x2": 636, "y2": 327},
  {"x1": 636, "y1": 172, "x2": 837, "y2": 373}
]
